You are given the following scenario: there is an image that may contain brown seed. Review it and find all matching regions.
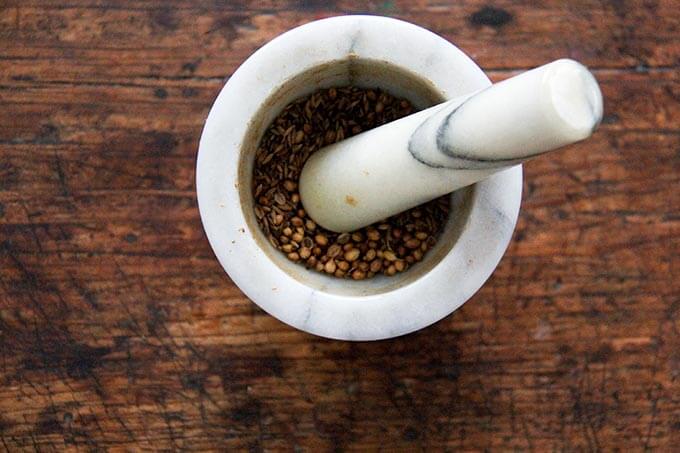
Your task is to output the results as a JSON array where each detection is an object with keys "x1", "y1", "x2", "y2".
[
  {"x1": 274, "y1": 193, "x2": 286, "y2": 205},
  {"x1": 405, "y1": 238, "x2": 421, "y2": 249},
  {"x1": 327, "y1": 244, "x2": 342, "y2": 258},
  {"x1": 324, "y1": 260, "x2": 337, "y2": 274},
  {"x1": 366, "y1": 229, "x2": 380, "y2": 241},
  {"x1": 283, "y1": 179, "x2": 297, "y2": 191},
  {"x1": 385, "y1": 264, "x2": 396, "y2": 276},
  {"x1": 383, "y1": 250, "x2": 397, "y2": 261},
  {"x1": 344, "y1": 249, "x2": 360, "y2": 262},
  {"x1": 352, "y1": 270, "x2": 366, "y2": 280},
  {"x1": 253, "y1": 86, "x2": 449, "y2": 280}
]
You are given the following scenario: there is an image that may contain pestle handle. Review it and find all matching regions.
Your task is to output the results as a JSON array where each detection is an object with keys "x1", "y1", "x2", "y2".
[
  {"x1": 299, "y1": 59, "x2": 603, "y2": 233},
  {"x1": 409, "y1": 59, "x2": 603, "y2": 170}
]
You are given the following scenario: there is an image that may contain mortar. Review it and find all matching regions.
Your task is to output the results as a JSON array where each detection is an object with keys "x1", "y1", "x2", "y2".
[{"x1": 197, "y1": 16, "x2": 523, "y2": 340}]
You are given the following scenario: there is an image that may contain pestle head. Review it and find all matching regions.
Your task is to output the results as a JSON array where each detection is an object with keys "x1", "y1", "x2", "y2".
[
  {"x1": 433, "y1": 58, "x2": 604, "y2": 164},
  {"x1": 547, "y1": 59, "x2": 603, "y2": 138},
  {"x1": 300, "y1": 59, "x2": 603, "y2": 232}
]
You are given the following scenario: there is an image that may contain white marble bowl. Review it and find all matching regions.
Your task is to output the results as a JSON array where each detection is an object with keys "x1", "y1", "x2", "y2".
[{"x1": 196, "y1": 16, "x2": 522, "y2": 340}]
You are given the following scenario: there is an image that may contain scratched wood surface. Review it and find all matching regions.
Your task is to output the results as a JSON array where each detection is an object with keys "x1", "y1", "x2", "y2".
[{"x1": 1, "y1": 0, "x2": 679, "y2": 451}]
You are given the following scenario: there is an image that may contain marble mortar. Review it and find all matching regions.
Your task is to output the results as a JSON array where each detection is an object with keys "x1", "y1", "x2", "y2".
[{"x1": 196, "y1": 15, "x2": 523, "y2": 340}]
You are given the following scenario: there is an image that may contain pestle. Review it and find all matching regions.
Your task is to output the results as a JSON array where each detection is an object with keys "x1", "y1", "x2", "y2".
[{"x1": 299, "y1": 59, "x2": 603, "y2": 233}]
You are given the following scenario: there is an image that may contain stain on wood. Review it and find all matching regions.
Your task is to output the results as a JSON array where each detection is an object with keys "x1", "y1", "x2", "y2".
[
  {"x1": 469, "y1": 6, "x2": 513, "y2": 28},
  {"x1": 1, "y1": 0, "x2": 679, "y2": 450}
]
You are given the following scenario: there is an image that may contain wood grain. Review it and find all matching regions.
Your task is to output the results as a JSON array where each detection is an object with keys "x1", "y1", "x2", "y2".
[{"x1": 1, "y1": 0, "x2": 679, "y2": 451}]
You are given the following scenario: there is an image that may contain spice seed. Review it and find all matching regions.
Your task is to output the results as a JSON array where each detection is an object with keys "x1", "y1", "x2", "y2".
[
  {"x1": 283, "y1": 179, "x2": 297, "y2": 191},
  {"x1": 344, "y1": 249, "x2": 360, "y2": 262},
  {"x1": 405, "y1": 239, "x2": 421, "y2": 249},
  {"x1": 324, "y1": 260, "x2": 337, "y2": 274},
  {"x1": 383, "y1": 250, "x2": 397, "y2": 261},
  {"x1": 253, "y1": 86, "x2": 450, "y2": 280},
  {"x1": 327, "y1": 244, "x2": 342, "y2": 258}
]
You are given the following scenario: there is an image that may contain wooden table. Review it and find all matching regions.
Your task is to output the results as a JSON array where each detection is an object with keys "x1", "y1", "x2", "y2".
[{"x1": 1, "y1": 1, "x2": 678, "y2": 450}]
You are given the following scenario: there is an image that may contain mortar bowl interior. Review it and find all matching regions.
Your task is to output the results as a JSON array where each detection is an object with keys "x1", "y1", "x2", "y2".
[{"x1": 239, "y1": 58, "x2": 475, "y2": 297}]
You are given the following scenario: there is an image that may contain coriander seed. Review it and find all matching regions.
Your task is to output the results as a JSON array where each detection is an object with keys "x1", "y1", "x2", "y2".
[{"x1": 252, "y1": 86, "x2": 450, "y2": 280}]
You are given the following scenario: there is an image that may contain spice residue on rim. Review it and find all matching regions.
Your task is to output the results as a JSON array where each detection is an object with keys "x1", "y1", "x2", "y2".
[{"x1": 252, "y1": 87, "x2": 450, "y2": 280}]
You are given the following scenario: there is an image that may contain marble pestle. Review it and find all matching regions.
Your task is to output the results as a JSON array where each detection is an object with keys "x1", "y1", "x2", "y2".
[{"x1": 299, "y1": 59, "x2": 603, "y2": 233}]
